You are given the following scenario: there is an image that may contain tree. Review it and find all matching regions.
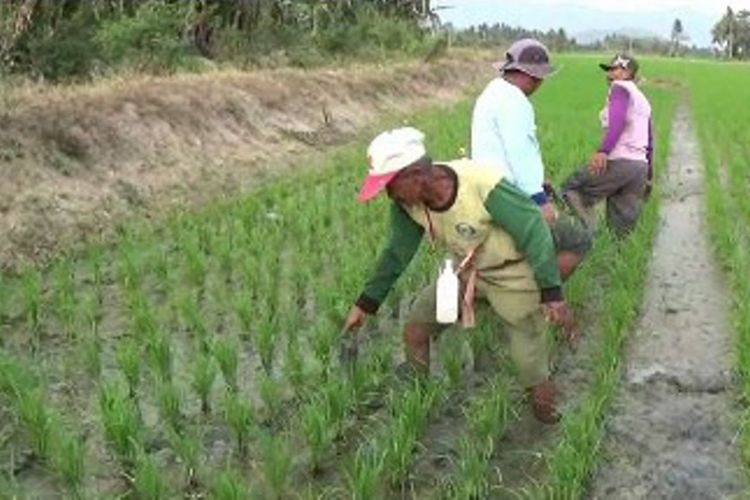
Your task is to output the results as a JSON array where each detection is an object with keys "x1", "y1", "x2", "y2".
[
  {"x1": 712, "y1": 7, "x2": 750, "y2": 59},
  {"x1": 670, "y1": 18, "x2": 683, "y2": 57},
  {"x1": 712, "y1": 7, "x2": 738, "y2": 58}
]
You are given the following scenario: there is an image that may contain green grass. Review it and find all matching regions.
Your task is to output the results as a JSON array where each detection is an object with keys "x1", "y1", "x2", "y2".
[{"x1": 665, "y1": 60, "x2": 750, "y2": 486}]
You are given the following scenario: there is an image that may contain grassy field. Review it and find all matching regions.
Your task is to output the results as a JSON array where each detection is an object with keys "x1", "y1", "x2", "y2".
[
  {"x1": 670, "y1": 61, "x2": 750, "y2": 477},
  {"x1": 3, "y1": 53, "x2": 735, "y2": 499}
]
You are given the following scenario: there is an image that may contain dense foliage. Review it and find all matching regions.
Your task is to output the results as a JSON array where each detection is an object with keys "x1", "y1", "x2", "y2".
[{"x1": 0, "y1": 0, "x2": 438, "y2": 81}]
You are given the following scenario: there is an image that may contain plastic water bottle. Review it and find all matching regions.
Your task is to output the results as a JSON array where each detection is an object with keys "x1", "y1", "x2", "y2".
[{"x1": 436, "y1": 259, "x2": 459, "y2": 324}]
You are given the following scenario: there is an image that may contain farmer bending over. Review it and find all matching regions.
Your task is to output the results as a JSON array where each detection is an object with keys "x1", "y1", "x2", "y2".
[
  {"x1": 562, "y1": 54, "x2": 654, "y2": 236},
  {"x1": 471, "y1": 38, "x2": 591, "y2": 279},
  {"x1": 342, "y1": 127, "x2": 576, "y2": 424}
]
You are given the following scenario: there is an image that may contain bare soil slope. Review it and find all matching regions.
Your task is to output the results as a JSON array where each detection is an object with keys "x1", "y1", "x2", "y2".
[{"x1": 0, "y1": 51, "x2": 490, "y2": 271}]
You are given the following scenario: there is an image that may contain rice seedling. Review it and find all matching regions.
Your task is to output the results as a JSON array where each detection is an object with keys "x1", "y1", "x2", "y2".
[
  {"x1": 259, "y1": 374, "x2": 283, "y2": 424},
  {"x1": 283, "y1": 335, "x2": 308, "y2": 396},
  {"x1": 116, "y1": 337, "x2": 142, "y2": 399},
  {"x1": 133, "y1": 446, "x2": 170, "y2": 499},
  {"x1": 157, "y1": 381, "x2": 183, "y2": 433},
  {"x1": 448, "y1": 438, "x2": 491, "y2": 500},
  {"x1": 87, "y1": 244, "x2": 105, "y2": 304},
  {"x1": 300, "y1": 396, "x2": 335, "y2": 473},
  {"x1": 145, "y1": 328, "x2": 172, "y2": 382},
  {"x1": 16, "y1": 388, "x2": 54, "y2": 457},
  {"x1": 22, "y1": 266, "x2": 43, "y2": 349},
  {"x1": 128, "y1": 289, "x2": 158, "y2": 340},
  {"x1": 179, "y1": 290, "x2": 210, "y2": 351},
  {"x1": 381, "y1": 381, "x2": 443, "y2": 487},
  {"x1": 184, "y1": 233, "x2": 208, "y2": 298},
  {"x1": 256, "y1": 310, "x2": 278, "y2": 376},
  {"x1": 52, "y1": 433, "x2": 86, "y2": 497},
  {"x1": 118, "y1": 240, "x2": 143, "y2": 293},
  {"x1": 191, "y1": 351, "x2": 217, "y2": 414},
  {"x1": 439, "y1": 332, "x2": 466, "y2": 388},
  {"x1": 0, "y1": 272, "x2": 7, "y2": 324},
  {"x1": 345, "y1": 446, "x2": 385, "y2": 500},
  {"x1": 99, "y1": 381, "x2": 141, "y2": 469},
  {"x1": 213, "y1": 336, "x2": 239, "y2": 393},
  {"x1": 223, "y1": 392, "x2": 255, "y2": 456},
  {"x1": 233, "y1": 291, "x2": 255, "y2": 343},
  {"x1": 261, "y1": 433, "x2": 294, "y2": 500},
  {"x1": 166, "y1": 428, "x2": 201, "y2": 488},
  {"x1": 54, "y1": 258, "x2": 77, "y2": 337},
  {"x1": 211, "y1": 469, "x2": 251, "y2": 500},
  {"x1": 310, "y1": 320, "x2": 338, "y2": 381},
  {"x1": 81, "y1": 333, "x2": 102, "y2": 380}
]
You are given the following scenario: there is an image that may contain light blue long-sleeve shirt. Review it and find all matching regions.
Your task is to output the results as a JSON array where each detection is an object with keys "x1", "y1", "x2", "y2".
[{"x1": 471, "y1": 78, "x2": 548, "y2": 205}]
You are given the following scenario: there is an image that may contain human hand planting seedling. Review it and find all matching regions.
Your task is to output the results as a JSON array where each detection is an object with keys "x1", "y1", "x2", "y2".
[{"x1": 542, "y1": 300, "x2": 581, "y2": 349}]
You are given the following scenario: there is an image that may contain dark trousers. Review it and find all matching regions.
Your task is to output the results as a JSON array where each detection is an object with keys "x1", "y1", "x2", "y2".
[{"x1": 562, "y1": 159, "x2": 648, "y2": 236}]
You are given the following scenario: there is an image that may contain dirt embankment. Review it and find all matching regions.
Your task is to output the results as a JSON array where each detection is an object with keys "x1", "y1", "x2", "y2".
[{"x1": 0, "y1": 51, "x2": 491, "y2": 271}]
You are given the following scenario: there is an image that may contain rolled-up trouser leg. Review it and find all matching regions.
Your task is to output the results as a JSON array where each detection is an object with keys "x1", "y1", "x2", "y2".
[
  {"x1": 480, "y1": 287, "x2": 549, "y2": 388},
  {"x1": 605, "y1": 161, "x2": 648, "y2": 236},
  {"x1": 504, "y1": 310, "x2": 550, "y2": 388},
  {"x1": 562, "y1": 159, "x2": 649, "y2": 235},
  {"x1": 405, "y1": 284, "x2": 450, "y2": 370}
]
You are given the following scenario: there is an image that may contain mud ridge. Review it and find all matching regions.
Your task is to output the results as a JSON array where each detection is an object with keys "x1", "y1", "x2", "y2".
[{"x1": 589, "y1": 103, "x2": 746, "y2": 499}]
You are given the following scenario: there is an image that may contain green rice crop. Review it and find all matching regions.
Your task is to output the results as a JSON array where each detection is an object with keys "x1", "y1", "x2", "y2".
[{"x1": 0, "y1": 53, "x2": 715, "y2": 497}]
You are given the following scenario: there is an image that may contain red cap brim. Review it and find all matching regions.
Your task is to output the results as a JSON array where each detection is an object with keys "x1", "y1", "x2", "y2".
[{"x1": 358, "y1": 171, "x2": 400, "y2": 202}]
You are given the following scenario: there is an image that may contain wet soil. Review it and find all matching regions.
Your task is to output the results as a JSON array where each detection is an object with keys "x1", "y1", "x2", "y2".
[{"x1": 588, "y1": 104, "x2": 746, "y2": 499}]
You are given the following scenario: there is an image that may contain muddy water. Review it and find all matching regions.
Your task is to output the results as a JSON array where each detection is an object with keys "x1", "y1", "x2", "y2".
[{"x1": 589, "y1": 105, "x2": 746, "y2": 499}]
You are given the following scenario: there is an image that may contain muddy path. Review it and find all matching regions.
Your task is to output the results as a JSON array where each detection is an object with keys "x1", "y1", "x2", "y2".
[{"x1": 589, "y1": 103, "x2": 746, "y2": 498}]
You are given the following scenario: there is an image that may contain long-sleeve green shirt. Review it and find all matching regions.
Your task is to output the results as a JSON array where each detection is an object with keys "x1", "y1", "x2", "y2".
[{"x1": 356, "y1": 177, "x2": 562, "y2": 313}]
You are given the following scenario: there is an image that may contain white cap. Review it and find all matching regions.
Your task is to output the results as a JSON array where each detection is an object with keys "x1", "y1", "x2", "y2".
[{"x1": 358, "y1": 127, "x2": 427, "y2": 202}]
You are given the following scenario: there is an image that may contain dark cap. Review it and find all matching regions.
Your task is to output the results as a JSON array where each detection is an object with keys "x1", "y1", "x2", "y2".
[
  {"x1": 599, "y1": 54, "x2": 639, "y2": 75},
  {"x1": 493, "y1": 38, "x2": 556, "y2": 80}
]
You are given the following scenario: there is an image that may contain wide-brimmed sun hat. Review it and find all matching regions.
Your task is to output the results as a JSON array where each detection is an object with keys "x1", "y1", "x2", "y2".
[
  {"x1": 493, "y1": 38, "x2": 556, "y2": 80},
  {"x1": 358, "y1": 127, "x2": 427, "y2": 202}
]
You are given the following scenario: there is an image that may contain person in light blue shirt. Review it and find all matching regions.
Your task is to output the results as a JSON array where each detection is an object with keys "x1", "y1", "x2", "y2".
[{"x1": 471, "y1": 38, "x2": 591, "y2": 279}]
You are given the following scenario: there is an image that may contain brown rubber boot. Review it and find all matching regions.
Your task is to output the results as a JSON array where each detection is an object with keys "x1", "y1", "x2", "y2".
[{"x1": 528, "y1": 380, "x2": 561, "y2": 424}]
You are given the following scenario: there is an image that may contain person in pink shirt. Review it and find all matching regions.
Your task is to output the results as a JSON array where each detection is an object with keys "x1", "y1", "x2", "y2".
[{"x1": 562, "y1": 54, "x2": 653, "y2": 236}]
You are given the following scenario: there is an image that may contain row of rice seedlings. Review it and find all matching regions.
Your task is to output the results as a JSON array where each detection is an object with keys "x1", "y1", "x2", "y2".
[
  {"x1": 690, "y1": 77, "x2": 750, "y2": 478},
  {"x1": 345, "y1": 380, "x2": 445, "y2": 498},
  {"x1": 99, "y1": 380, "x2": 142, "y2": 472},
  {"x1": 0, "y1": 352, "x2": 86, "y2": 495},
  {"x1": 524, "y1": 87, "x2": 676, "y2": 497},
  {"x1": 223, "y1": 390, "x2": 256, "y2": 457},
  {"x1": 449, "y1": 378, "x2": 513, "y2": 498}
]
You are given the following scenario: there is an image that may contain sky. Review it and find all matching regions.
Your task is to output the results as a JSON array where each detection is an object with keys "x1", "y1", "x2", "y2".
[{"x1": 435, "y1": 0, "x2": 750, "y2": 46}]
